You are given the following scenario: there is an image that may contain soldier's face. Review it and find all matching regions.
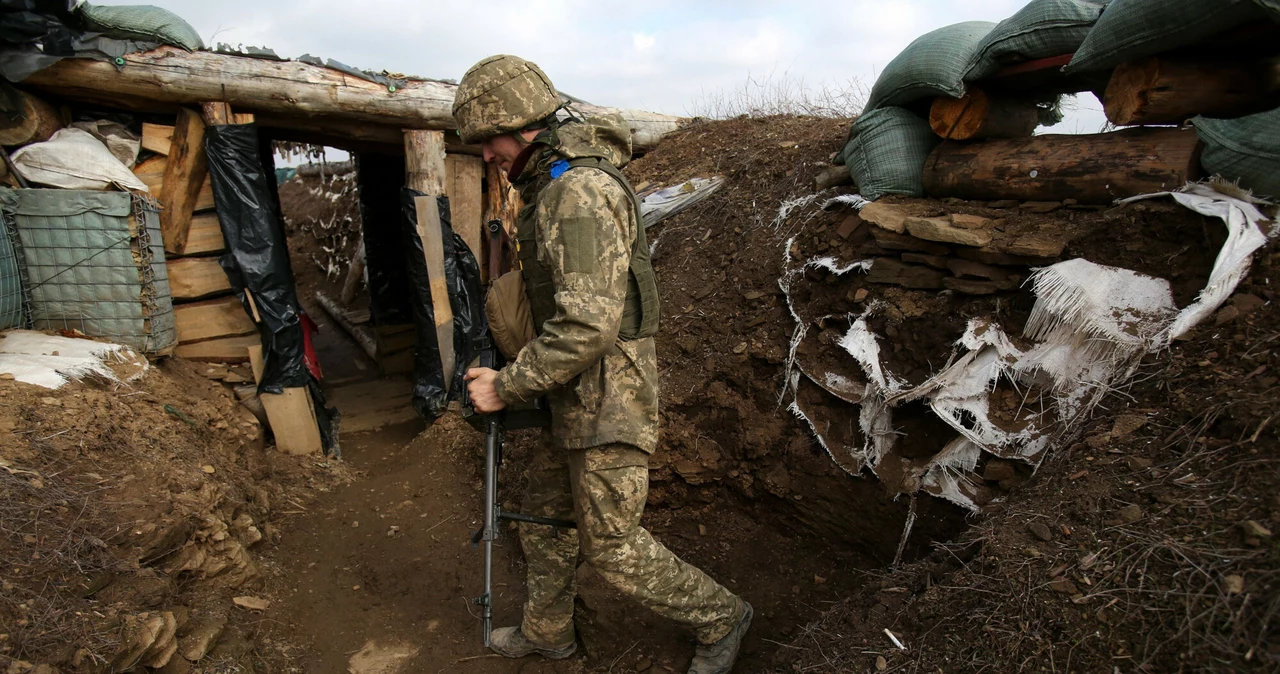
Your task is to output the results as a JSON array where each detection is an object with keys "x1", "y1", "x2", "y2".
[{"x1": 482, "y1": 130, "x2": 542, "y2": 176}]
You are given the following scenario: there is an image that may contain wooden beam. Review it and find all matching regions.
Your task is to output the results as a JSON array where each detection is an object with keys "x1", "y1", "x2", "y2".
[
  {"x1": 134, "y1": 155, "x2": 215, "y2": 212},
  {"x1": 21, "y1": 46, "x2": 684, "y2": 152},
  {"x1": 930, "y1": 87, "x2": 1039, "y2": 140},
  {"x1": 174, "y1": 334, "x2": 259, "y2": 362},
  {"x1": 201, "y1": 101, "x2": 233, "y2": 126},
  {"x1": 921, "y1": 127, "x2": 1202, "y2": 204},
  {"x1": 340, "y1": 238, "x2": 365, "y2": 305},
  {"x1": 1103, "y1": 56, "x2": 1280, "y2": 126},
  {"x1": 167, "y1": 257, "x2": 232, "y2": 300},
  {"x1": 174, "y1": 295, "x2": 256, "y2": 344},
  {"x1": 141, "y1": 122, "x2": 172, "y2": 155},
  {"x1": 315, "y1": 290, "x2": 377, "y2": 361},
  {"x1": 405, "y1": 130, "x2": 447, "y2": 195},
  {"x1": 158, "y1": 108, "x2": 208, "y2": 255},
  {"x1": 260, "y1": 388, "x2": 323, "y2": 455},
  {"x1": 446, "y1": 154, "x2": 485, "y2": 265},
  {"x1": 0, "y1": 91, "x2": 63, "y2": 147}
]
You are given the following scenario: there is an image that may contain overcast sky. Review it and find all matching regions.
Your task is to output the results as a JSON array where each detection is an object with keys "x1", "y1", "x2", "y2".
[{"x1": 153, "y1": 0, "x2": 1107, "y2": 135}]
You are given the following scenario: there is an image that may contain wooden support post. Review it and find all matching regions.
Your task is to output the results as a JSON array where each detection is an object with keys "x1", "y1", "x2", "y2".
[
  {"x1": 159, "y1": 108, "x2": 208, "y2": 255},
  {"x1": 921, "y1": 127, "x2": 1202, "y2": 204},
  {"x1": 340, "y1": 238, "x2": 366, "y2": 306},
  {"x1": 446, "y1": 153, "x2": 485, "y2": 267},
  {"x1": 135, "y1": 155, "x2": 216, "y2": 212},
  {"x1": 1103, "y1": 56, "x2": 1280, "y2": 126},
  {"x1": 405, "y1": 130, "x2": 455, "y2": 390},
  {"x1": 0, "y1": 91, "x2": 63, "y2": 147},
  {"x1": 929, "y1": 87, "x2": 1040, "y2": 140}
]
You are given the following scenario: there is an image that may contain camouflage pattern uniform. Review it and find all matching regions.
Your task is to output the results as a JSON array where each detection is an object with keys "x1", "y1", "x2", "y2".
[{"x1": 491, "y1": 114, "x2": 744, "y2": 648}]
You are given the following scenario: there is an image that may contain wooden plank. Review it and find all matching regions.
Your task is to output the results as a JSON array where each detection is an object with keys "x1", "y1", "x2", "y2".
[
  {"x1": 141, "y1": 122, "x2": 172, "y2": 155},
  {"x1": 134, "y1": 156, "x2": 216, "y2": 211},
  {"x1": 446, "y1": 154, "x2": 485, "y2": 265},
  {"x1": 182, "y1": 212, "x2": 226, "y2": 255},
  {"x1": 167, "y1": 257, "x2": 232, "y2": 300},
  {"x1": 0, "y1": 91, "x2": 62, "y2": 147},
  {"x1": 415, "y1": 195, "x2": 455, "y2": 392},
  {"x1": 232, "y1": 112, "x2": 255, "y2": 125},
  {"x1": 158, "y1": 108, "x2": 208, "y2": 255},
  {"x1": 1104, "y1": 56, "x2": 1280, "y2": 126},
  {"x1": 174, "y1": 334, "x2": 259, "y2": 363},
  {"x1": 922, "y1": 127, "x2": 1202, "y2": 204},
  {"x1": 174, "y1": 295, "x2": 256, "y2": 344},
  {"x1": 21, "y1": 46, "x2": 684, "y2": 152},
  {"x1": 247, "y1": 344, "x2": 264, "y2": 384},
  {"x1": 260, "y1": 388, "x2": 323, "y2": 455}
]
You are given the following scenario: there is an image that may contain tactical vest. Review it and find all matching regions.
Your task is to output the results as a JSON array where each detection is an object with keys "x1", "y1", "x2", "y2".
[{"x1": 516, "y1": 157, "x2": 660, "y2": 340}]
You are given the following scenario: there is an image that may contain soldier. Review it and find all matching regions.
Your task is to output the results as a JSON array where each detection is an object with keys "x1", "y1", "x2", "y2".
[{"x1": 457, "y1": 55, "x2": 752, "y2": 674}]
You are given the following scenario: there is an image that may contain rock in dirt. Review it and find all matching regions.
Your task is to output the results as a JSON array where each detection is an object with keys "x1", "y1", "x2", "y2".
[
  {"x1": 1116, "y1": 505, "x2": 1143, "y2": 523},
  {"x1": 347, "y1": 640, "x2": 421, "y2": 674},
  {"x1": 1240, "y1": 520, "x2": 1272, "y2": 538},
  {"x1": 1021, "y1": 201, "x2": 1062, "y2": 213},
  {"x1": 1048, "y1": 577, "x2": 1079, "y2": 594},
  {"x1": 1224, "y1": 575, "x2": 1245, "y2": 594},
  {"x1": 876, "y1": 655, "x2": 888, "y2": 670},
  {"x1": 866, "y1": 257, "x2": 946, "y2": 289},
  {"x1": 232, "y1": 596, "x2": 269, "y2": 611},
  {"x1": 1027, "y1": 522, "x2": 1054, "y2": 542},
  {"x1": 949, "y1": 213, "x2": 992, "y2": 230},
  {"x1": 860, "y1": 202, "x2": 910, "y2": 233},
  {"x1": 179, "y1": 614, "x2": 227, "y2": 661},
  {"x1": 905, "y1": 216, "x2": 993, "y2": 247},
  {"x1": 988, "y1": 199, "x2": 1019, "y2": 209},
  {"x1": 1110, "y1": 414, "x2": 1147, "y2": 439}
]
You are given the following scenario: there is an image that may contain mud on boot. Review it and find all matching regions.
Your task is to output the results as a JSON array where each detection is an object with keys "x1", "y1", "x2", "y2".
[
  {"x1": 688, "y1": 601, "x2": 753, "y2": 674},
  {"x1": 489, "y1": 626, "x2": 577, "y2": 660}
]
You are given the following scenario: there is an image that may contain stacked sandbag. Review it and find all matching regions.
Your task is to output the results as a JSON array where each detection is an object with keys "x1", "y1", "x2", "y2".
[
  {"x1": 838, "y1": 22, "x2": 995, "y2": 200},
  {"x1": 964, "y1": 0, "x2": 1108, "y2": 81},
  {"x1": 1194, "y1": 108, "x2": 1280, "y2": 199}
]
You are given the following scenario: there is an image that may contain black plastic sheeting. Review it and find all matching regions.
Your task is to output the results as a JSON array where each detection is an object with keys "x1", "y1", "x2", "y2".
[
  {"x1": 400, "y1": 188, "x2": 487, "y2": 420},
  {"x1": 0, "y1": 1, "x2": 158, "y2": 82},
  {"x1": 205, "y1": 124, "x2": 340, "y2": 456}
]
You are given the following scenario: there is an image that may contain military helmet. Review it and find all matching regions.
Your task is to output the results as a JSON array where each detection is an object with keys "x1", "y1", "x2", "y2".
[{"x1": 453, "y1": 54, "x2": 560, "y2": 144}]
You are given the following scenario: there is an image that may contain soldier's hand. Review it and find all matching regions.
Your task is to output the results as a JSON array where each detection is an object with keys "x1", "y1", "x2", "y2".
[{"x1": 465, "y1": 367, "x2": 506, "y2": 413}]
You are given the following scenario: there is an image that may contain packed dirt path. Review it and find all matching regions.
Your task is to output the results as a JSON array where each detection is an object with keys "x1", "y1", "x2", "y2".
[{"x1": 253, "y1": 309, "x2": 874, "y2": 673}]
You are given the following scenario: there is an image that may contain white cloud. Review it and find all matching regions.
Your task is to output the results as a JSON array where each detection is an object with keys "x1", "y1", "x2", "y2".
[{"x1": 149, "y1": 0, "x2": 1101, "y2": 132}]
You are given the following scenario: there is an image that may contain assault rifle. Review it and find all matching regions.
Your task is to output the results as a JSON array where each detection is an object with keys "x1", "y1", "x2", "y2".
[{"x1": 461, "y1": 220, "x2": 574, "y2": 648}]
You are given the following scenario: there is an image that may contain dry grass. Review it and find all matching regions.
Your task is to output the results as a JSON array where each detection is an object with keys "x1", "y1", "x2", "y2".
[{"x1": 687, "y1": 70, "x2": 867, "y2": 120}]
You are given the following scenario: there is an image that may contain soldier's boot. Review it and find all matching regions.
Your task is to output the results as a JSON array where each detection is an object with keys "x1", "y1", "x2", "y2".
[
  {"x1": 489, "y1": 626, "x2": 577, "y2": 660},
  {"x1": 688, "y1": 602, "x2": 753, "y2": 674}
]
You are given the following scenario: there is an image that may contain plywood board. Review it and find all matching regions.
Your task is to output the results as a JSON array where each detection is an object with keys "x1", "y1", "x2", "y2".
[
  {"x1": 260, "y1": 387, "x2": 323, "y2": 455},
  {"x1": 174, "y1": 333, "x2": 259, "y2": 363},
  {"x1": 174, "y1": 296, "x2": 256, "y2": 344},
  {"x1": 167, "y1": 257, "x2": 232, "y2": 300}
]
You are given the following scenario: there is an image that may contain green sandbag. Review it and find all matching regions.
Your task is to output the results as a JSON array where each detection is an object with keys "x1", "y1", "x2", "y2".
[
  {"x1": 964, "y1": 0, "x2": 1109, "y2": 82},
  {"x1": 78, "y1": 3, "x2": 205, "y2": 51},
  {"x1": 1064, "y1": 0, "x2": 1270, "y2": 74},
  {"x1": 1194, "y1": 107, "x2": 1280, "y2": 199},
  {"x1": 865, "y1": 21, "x2": 996, "y2": 112},
  {"x1": 838, "y1": 107, "x2": 940, "y2": 202}
]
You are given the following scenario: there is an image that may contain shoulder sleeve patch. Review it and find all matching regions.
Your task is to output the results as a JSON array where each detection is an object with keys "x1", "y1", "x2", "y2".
[
  {"x1": 549, "y1": 159, "x2": 571, "y2": 179},
  {"x1": 557, "y1": 215, "x2": 598, "y2": 273}
]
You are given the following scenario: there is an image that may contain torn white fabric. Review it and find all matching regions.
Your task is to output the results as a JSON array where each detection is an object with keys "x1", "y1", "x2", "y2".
[
  {"x1": 11, "y1": 128, "x2": 149, "y2": 192},
  {"x1": 0, "y1": 330, "x2": 147, "y2": 389},
  {"x1": 640, "y1": 177, "x2": 724, "y2": 228},
  {"x1": 821, "y1": 194, "x2": 870, "y2": 211},
  {"x1": 782, "y1": 183, "x2": 1277, "y2": 511}
]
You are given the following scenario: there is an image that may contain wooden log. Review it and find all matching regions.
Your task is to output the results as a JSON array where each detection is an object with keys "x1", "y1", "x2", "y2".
[
  {"x1": 22, "y1": 46, "x2": 683, "y2": 152},
  {"x1": 446, "y1": 154, "x2": 485, "y2": 266},
  {"x1": 0, "y1": 91, "x2": 63, "y2": 147},
  {"x1": 167, "y1": 257, "x2": 232, "y2": 300},
  {"x1": 174, "y1": 334, "x2": 260, "y2": 362},
  {"x1": 174, "y1": 296, "x2": 256, "y2": 344},
  {"x1": 340, "y1": 238, "x2": 365, "y2": 305},
  {"x1": 921, "y1": 127, "x2": 1202, "y2": 204},
  {"x1": 159, "y1": 108, "x2": 209, "y2": 255},
  {"x1": 141, "y1": 122, "x2": 172, "y2": 155},
  {"x1": 929, "y1": 87, "x2": 1039, "y2": 140},
  {"x1": 405, "y1": 130, "x2": 447, "y2": 195},
  {"x1": 1103, "y1": 56, "x2": 1280, "y2": 126},
  {"x1": 315, "y1": 291, "x2": 377, "y2": 361}
]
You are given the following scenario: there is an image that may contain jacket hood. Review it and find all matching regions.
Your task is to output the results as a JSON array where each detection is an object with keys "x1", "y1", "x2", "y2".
[{"x1": 553, "y1": 113, "x2": 632, "y2": 168}]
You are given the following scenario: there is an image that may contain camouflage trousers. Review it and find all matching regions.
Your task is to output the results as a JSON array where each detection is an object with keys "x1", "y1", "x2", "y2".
[{"x1": 518, "y1": 438, "x2": 744, "y2": 647}]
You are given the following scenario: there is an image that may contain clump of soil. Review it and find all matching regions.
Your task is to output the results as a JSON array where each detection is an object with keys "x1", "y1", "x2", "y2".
[
  {"x1": 277, "y1": 170, "x2": 363, "y2": 309},
  {"x1": 0, "y1": 352, "x2": 345, "y2": 671},
  {"x1": 780, "y1": 244, "x2": 1280, "y2": 673}
]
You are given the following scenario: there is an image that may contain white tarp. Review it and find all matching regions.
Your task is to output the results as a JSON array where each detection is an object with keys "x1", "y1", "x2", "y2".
[
  {"x1": 782, "y1": 183, "x2": 1276, "y2": 511},
  {"x1": 11, "y1": 128, "x2": 149, "y2": 192},
  {"x1": 0, "y1": 330, "x2": 148, "y2": 389}
]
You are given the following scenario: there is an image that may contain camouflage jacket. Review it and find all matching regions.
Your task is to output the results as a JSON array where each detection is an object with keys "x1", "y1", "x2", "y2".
[{"x1": 493, "y1": 117, "x2": 660, "y2": 453}]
